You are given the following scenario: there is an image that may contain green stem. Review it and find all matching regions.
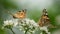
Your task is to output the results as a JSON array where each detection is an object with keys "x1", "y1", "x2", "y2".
[
  {"x1": 25, "y1": 28, "x2": 29, "y2": 34},
  {"x1": 10, "y1": 28, "x2": 15, "y2": 34},
  {"x1": 25, "y1": 29, "x2": 28, "y2": 34}
]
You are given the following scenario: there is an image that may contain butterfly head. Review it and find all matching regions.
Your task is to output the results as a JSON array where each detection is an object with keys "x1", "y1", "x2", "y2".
[{"x1": 18, "y1": 9, "x2": 26, "y2": 15}]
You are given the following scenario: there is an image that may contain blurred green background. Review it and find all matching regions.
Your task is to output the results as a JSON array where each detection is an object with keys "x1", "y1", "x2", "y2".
[{"x1": 0, "y1": 0, "x2": 60, "y2": 34}]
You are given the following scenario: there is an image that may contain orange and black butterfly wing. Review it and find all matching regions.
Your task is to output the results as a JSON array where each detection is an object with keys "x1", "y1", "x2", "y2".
[{"x1": 38, "y1": 9, "x2": 50, "y2": 27}]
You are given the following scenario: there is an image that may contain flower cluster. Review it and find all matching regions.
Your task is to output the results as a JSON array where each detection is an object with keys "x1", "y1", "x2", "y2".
[
  {"x1": 3, "y1": 20, "x2": 14, "y2": 29},
  {"x1": 17, "y1": 18, "x2": 39, "y2": 34},
  {"x1": 2, "y1": 18, "x2": 50, "y2": 34},
  {"x1": 39, "y1": 26, "x2": 50, "y2": 34},
  {"x1": 2, "y1": 19, "x2": 18, "y2": 29},
  {"x1": 2, "y1": 19, "x2": 18, "y2": 34}
]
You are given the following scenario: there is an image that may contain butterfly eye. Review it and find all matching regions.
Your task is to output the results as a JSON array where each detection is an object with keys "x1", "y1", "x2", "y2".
[
  {"x1": 22, "y1": 10, "x2": 26, "y2": 13},
  {"x1": 19, "y1": 11, "x2": 21, "y2": 12},
  {"x1": 22, "y1": 10, "x2": 25, "y2": 12}
]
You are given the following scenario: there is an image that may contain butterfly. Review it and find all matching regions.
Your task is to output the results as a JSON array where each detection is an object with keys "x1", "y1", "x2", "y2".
[
  {"x1": 38, "y1": 9, "x2": 56, "y2": 28},
  {"x1": 7, "y1": 9, "x2": 26, "y2": 19}
]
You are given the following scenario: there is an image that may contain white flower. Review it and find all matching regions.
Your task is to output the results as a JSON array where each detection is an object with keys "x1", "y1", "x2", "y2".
[
  {"x1": 18, "y1": 18, "x2": 39, "y2": 34},
  {"x1": 23, "y1": 19, "x2": 39, "y2": 27},
  {"x1": 12, "y1": 19, "x2": 18, "y2": 27},
  {"x1": 39, "y1": 26, "x2": 48, "y2": 31},
  {"x1": 29, "y1": 20, "x2": 39, "y2": 27},
  {"x1": 39, "y1": 26, "x2": 50, "y2": 34},
  {"x1": 3, "y1": 19, "x2": 19, "y2": 28},
  {"x1": 3, "y1": 20, "x2": 14, "y2": 26}
]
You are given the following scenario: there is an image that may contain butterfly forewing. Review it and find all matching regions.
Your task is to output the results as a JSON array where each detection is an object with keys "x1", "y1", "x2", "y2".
[{"x1": 13, "y1": 9, "x2": 26, "y2": 19}]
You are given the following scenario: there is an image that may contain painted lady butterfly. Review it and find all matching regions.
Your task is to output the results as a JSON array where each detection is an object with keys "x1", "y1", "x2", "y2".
[
  {"x1": 7, "y1": 9, "x2": 26, "y2": 19},
  {"x1": 38, "y1": 9, "x2": 56, "y2": 28}
]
